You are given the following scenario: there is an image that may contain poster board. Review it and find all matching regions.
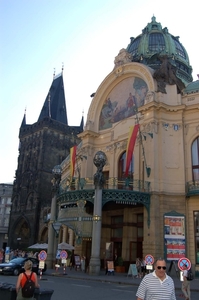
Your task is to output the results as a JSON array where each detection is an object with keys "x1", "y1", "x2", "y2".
[
  {"x1": 105, "y1": 242, "x2": 113, "y2": 260},
  {"x1": 164, "y1": 213, "x2": 185, "y2": 261},
  {"x1": 56, "y1": 250, "x2": 61, "y2": 259},
  {"x1": 107, "y1": 261, "x2": 114, "y2": 272},
  {"x1": 127, "y1": 264, "x2": 138, "y2": 277},
  {"x1": 74, "y1": 255, "x2": 81, "y2": 266}
]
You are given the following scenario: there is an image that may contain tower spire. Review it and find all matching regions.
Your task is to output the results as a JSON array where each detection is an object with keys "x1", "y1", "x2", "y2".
[
  {"x1": 20, "y1": 108, "x2": 26, "y2": 127},
  {"x1": 80, "y1": 110, "x2": 84, "y2": 130},
  {"x1": 48, "y1": 93, "x2": 51, "y2": 118},
  {"x1": 38, "y1": 72, "x2": 68, "y2": 125}
]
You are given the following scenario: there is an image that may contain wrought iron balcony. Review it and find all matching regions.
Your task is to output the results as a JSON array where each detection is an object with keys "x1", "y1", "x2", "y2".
[
  {"x1": 186, "y1": 180, "x2": 199, "y2": 196},
  {"x1": 57, "y1": 177, "x2": 151, "y2": 227},
  {"x1": 58, "y1": 177, "x2": 150, "y2": 194}
]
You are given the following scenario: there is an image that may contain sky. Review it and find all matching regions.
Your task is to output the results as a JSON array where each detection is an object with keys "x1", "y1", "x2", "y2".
[{"x1": 0, "y1": 0, "x2": 199, "y2": 183}]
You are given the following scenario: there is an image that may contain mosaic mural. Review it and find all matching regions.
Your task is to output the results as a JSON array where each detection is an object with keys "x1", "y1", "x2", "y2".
[{"x1": 99, "y1": 77, "x2": 148, "y2": 130}]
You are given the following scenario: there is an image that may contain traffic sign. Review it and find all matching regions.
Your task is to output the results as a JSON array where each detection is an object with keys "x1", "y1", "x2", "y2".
[
  {"x1": 145, "y1": 254, "x2": 154, "y2": 265},
  {"x1": 60, "y1": 250, "x2": 68, "y2": 259},
  {"x1": 178, "y1": 257, "x2": 191, "y2": 271},
  {"x1": 38, "y1": 250, "x2": 47, "y2": 261}
]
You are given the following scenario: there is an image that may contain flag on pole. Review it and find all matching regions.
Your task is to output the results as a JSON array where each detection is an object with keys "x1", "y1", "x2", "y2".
[
  {"x1": 70, "y1": 145, "x2": 77, "y2": 178},
  {"x1": 125, "y1": 124, "x2": 139, "y2": 176}
]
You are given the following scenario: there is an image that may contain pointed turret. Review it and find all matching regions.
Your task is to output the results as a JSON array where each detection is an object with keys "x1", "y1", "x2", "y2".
[
  {"x1": 80, "y1": 114, "x2": 84, "y2": 131},
  {"x1": 38, "y1": 73, "x2": 68, "y2": 125}
]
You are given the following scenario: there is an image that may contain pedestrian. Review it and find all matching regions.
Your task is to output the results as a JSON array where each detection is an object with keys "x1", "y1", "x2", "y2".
[
  {"x1": 136, "y1": 257, "x2": 142, "y2": 278},
  {"x1": 136, "y1": 257, "x2": 176, "y2": 300},
  {"x1": 181, "y1": 264, "x2": 191, "y2": 300},
  {"x1": 81, "y1": 255, "x2": 85, "y2": 272},
  {"x1": 16, "y1": 260, "x2": 40, "y2": 299},
  {"x1": 70, "y1": 250, "x2": 75, "y2": 270},
  {"x1": 141, "y1": 257, "x2": 146, "y2": 277}
]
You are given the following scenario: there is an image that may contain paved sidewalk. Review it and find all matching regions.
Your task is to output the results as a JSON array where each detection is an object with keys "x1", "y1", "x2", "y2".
[{"x1": 44, "y1": 267, "x2": 199, "y2": 293}]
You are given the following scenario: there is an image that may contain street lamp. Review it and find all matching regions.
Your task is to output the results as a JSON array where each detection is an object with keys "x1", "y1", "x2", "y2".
[{"x1": 92, "y1": 215, "x2": 101, "y2": 223}]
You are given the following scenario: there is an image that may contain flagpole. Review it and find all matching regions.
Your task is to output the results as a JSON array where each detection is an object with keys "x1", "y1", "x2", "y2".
[{"x1": 134, "y1": 106, "x2": 151, "y2": 178}]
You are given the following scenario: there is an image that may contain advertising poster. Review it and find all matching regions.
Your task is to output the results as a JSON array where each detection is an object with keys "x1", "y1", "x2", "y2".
[
  {"x1": 105, "y1": 242, "x2": 113, "y2": 260},
  {"x1": 164, "y1": 215, "x2": 185, "y2": 261}
]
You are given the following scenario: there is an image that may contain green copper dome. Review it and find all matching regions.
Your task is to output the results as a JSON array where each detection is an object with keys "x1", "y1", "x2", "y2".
[{"x1": 126, "y1": 16, "x2": 193, "y2": 86}]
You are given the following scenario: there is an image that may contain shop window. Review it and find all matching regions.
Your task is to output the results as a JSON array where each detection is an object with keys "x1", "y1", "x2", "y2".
[
  {"x1": 112, "y1": 215, "x2": 123, "y2": 224},
  {"x1": 194, "y1": 211, "x2": 199, "y2": 264},
  {"x1": 137, "y1": 214, "x2": 143, "y2": 223},
  {"x1": 137, "y1": 227, "x2": 143, "y2": 238},
  {"x1": 112, "y1": 228, "x2": 123, "y2": 238},
  {"x1": 111, "y1": 216, "x2": 123, "y2": 239},
  {"x1": 192, "y1": 137, "x2": 199, "y2": 181}
]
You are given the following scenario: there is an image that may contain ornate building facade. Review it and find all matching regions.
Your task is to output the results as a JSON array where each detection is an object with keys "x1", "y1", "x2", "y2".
[
  {"x1": 8, "y1": 72, "x2": 83, "y2": 249},
  {"x1": 50, "y1": 17, "x2": 199, "y2": 274}
]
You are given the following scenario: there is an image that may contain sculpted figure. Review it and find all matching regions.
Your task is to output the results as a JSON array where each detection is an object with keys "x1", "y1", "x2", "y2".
[{"x1": 93, "y1": 151, "x2": 107, "y2": 189}]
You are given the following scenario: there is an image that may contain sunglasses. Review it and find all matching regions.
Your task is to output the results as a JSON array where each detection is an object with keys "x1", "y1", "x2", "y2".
[{"x1": 157, "y1": 266, "x2": 166, "y2": 270}]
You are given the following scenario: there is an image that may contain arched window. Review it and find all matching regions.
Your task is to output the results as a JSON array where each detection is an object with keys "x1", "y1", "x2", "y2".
[
  {"x1": 192, "y1": 137, "x2": 199, "y2": 181},
  {"x1": 118, "y1": 152, "x2": 134, "y2": 179}
]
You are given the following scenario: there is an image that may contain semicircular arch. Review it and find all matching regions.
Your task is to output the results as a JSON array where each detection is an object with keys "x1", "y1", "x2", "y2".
[{"x1": 86, "y1": 63, "x2": 155, "y2": 132}]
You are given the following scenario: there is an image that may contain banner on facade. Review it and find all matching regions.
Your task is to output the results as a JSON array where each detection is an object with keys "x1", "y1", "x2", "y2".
[{"x1": 125, "y1": 124, "x2": 139, "y2": 176}]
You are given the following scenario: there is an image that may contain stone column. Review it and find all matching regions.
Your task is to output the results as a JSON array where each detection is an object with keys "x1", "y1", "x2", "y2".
[
  {"x1": 62, "y1": 225, "x2": 68, "y2": 243},
  {"x1": 68, "y1": 228, "x2": 74, "y2": 246},
  {"x1": 89, "y1": 151, "x2": 107, "y2": 275},
  {"x1": 45, "y1": 165, "x2": 61, "y2": 269}
]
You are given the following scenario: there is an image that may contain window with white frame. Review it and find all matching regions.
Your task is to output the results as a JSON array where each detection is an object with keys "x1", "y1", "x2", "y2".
[{"x1": 192, "y1": 137, "x2": 199, "y2": 181}]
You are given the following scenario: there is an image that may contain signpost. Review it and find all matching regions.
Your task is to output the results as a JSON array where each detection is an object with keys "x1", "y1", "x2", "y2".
[
  {"x1": 38, "y1": 250, "x2": 47, "y2": 261},
  {"x1": 38, "y1": 250, "x2": 47, "y2": 279},
  {"x1": 145, "y1": 254, "x2": 154, "y2": 273},
  {"x1": 145, "y1": 254, "x2": 154, "y2": 265},
  {"x1": 60, "y1": 250, "x2": 68, "y2": 274}
]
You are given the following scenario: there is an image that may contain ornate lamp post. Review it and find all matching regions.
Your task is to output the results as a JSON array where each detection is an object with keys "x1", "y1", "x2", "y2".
[
  {"x1": 89, "y1": 151, "x2": 107, "y2": 275},
  {"x1": 46, "y1": 165, "x2": 62, "y2": 269}
]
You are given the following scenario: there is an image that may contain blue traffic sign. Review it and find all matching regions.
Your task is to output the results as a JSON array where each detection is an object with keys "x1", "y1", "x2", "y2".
[
  {"x1": 178, "y1": 257, "x2": 191, "y2": 271},
  {"x1": 38, "y1": 250, "x2": 47, "y2": 261},
  {"x1": 60, "y1": 250, "x2": 68, "y2": 259},
  {"x1": 145, "y1": 254, "x2": 154, "y2": 265}
]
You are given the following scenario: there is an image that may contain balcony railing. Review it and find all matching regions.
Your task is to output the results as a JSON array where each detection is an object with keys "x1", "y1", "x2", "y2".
[
  {"x1": 59, "y1": 177, "x2": 150, "y2": 194},
  {"x1": 57, "y1": 177, "x2": 151, "y2": 227},
  {"x1": 186, "y1": 180, "x2": 199, "y2": 196}
]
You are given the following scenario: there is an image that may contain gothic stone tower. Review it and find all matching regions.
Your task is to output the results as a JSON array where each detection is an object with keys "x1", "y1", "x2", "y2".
[{"x1": 8, "y1": 73, "x2": 83, "y2": 249}]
